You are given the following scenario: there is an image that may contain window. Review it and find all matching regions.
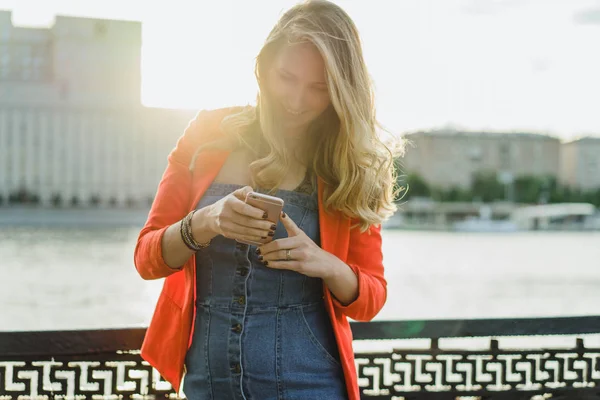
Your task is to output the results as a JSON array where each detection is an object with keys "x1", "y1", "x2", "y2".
[
  {"x1": 32, "y1": 56, "x2": 44, "y2": 79},
  {"x1": 499, "y1": 142, "x2": 511, "y2": 169},
  {"x1": 5, "y1": 118, "x2": 12, "y2": 145},
  {"x1": 21, "y1": 54, "x2": 32, "y2": 80},
  {"x1": 32, "y1": 119, "x2": 40, "y2": 147},
  {"x1": 0, "y1": 53, "x2": 10, "y2": 79},
  {"x1": 0, "y1": 44, "x2": 50, "y2": 82},
  {"x1": 469, "y1": 146, "x2": 482, "y2": 162}
]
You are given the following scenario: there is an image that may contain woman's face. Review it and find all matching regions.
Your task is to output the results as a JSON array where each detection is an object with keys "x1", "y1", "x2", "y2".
[{"x1": 266, "y1": 42, "x2": 331, "y2": 135}]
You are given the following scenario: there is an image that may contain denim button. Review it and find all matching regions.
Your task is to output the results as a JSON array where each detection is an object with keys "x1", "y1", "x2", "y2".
[
  {"x1": 232, "y1": 323, "x2": 242, "y2": 334},
  {"x1": 231, "y1": 363, "x2": 241, "y2": 374},
  {"x1": 239, "y1": 268, "x2": 249, "y2": 277},
  {"x1": 236, "y1": 242, "x2": 247, "y2": 250},
  {"x1": 237, "y1": 296, "x2": 246, "y2": 305}
]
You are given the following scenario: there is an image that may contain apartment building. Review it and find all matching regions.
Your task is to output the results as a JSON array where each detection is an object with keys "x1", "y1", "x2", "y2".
[
  {"x1": 0, "y1": 10, "x2": 196, "y2": 207},
  {"x1": 401, "y1": 130, "x2": 561, "y2": 189}
]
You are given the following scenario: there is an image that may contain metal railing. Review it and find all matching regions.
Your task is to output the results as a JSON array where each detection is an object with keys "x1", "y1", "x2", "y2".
[{"x1": 2, "y1": 316, "x2": 600, "y2": 399}]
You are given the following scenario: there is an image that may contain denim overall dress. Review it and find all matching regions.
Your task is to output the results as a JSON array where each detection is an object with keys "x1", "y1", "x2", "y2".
[{"x1": 182, "y1": 181, "x2": 348, "y2": 400}]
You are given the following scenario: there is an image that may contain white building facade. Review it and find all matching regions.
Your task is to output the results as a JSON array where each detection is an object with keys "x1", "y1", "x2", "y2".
[
  {"x1": 0, "y1": 10, "x2": 196, "y2": 207},
  {"x1": 401, "y1": 130, "x2": 562, "y2": 190},
  {"x1": 559, "y1": 137, "x2": 600, "y2": 191}
]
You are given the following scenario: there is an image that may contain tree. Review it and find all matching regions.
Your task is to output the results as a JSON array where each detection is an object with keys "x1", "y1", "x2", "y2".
[
  {"x1": 593, "y1": 189, "x2": 600, "y2": 207},
  {"x1": 513, "y1": 176, "x2": 545, "y2": 204},
  {"x1": 398, "y1": 172, "x2": 430, "y2": 199},
  {"x1": 583, "y1": 189, "x2": 599, "y2": 206},
  {"x1": 443, "y1": 187, "x2": 472, "y2": 202},
  {"x1": 89, "y1": 195, "x2": 101, "y2": 207},
  {"x1": 125, "y1": 197, "x2": 137, "y2": 208},
  {"x1": 548, "y1": 180, "x2": 567, "y2": 203},
  {"x1": 51, "y1": 194, "x2": 62, "y2": 208},
  {"x1": 471, "y1": 171, "x2": 504, "y2": 202}
]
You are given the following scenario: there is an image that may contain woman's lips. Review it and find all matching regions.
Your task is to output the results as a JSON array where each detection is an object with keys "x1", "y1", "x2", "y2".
[{"x1": 283, "y1": 105, "x2": 304, "y2": 116}]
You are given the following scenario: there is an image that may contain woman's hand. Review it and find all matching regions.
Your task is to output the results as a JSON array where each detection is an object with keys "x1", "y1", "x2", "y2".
[
  {"x1": 257, "y1": 211, "x2": 340, "y2": 279},
  {"x1": 203, "y1": 186, "x2": 276, "y2": 243}
]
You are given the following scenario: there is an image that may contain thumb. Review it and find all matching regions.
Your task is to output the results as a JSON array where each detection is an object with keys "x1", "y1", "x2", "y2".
[
  {"x1": 279, "y1": 211, "x2": 302, "y2": 236},
  {"x1": 232, "y1": 185, "x2": 254, "y2": 201}
]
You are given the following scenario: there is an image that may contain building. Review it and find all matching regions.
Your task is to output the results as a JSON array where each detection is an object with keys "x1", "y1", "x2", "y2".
[
  {"x1": 0, "y1": 10, "x2": 197, "y2": 207},
  {"x1": 559, "y1": 137, "x2": 600, "y2": 191},
  {"x1": 0, "y1": 10, "x2": 142, "y2": 108},
  {"x1": 400, "y1": 130, "x2": 561, "y2": 190}
]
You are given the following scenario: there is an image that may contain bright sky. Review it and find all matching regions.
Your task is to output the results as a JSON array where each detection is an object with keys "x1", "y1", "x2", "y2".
[{"x1": 1, "y1": 0, "x2": 599, "y2": 140}]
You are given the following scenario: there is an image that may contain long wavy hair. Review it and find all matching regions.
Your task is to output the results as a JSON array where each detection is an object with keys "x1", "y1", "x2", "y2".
[{"x1": 190, "y1": 0, "x2": 404, "y2": 231}]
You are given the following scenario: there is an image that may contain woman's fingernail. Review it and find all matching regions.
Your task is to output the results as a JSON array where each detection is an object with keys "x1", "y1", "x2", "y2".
[
  {"x1": 264, "y1": 261, "x2": 269, "y2": 266},
  {"x1": 270, "y1": 224, "x2": 277, "y2": 230},
  {"x1": 263, "y1": 212, "x2": 268, "y2": 219},
  {"x1": 256, "y1": 248, "x2": 261, "y2": 255},
  {"x1": 261, "y1": 236, "x2": 267, "y2": 240},
  {"x1": 281, "y1": 212, "x2": 286, "y2": 218},
  {"x1": 258, "y1": 255, "x2": 263, "y2": 261},
  {"x1": 268, "y1": 231, "x2": 275, "y2": 237}
]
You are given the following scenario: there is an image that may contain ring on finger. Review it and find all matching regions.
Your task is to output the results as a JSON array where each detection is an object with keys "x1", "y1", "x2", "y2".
[{"x1": 285, "y1": 249, "x2": 291, "y2": 261}]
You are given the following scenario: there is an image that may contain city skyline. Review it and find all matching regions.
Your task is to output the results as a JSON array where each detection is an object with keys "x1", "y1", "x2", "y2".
[{"x1": 0, "y1": 0, "x2": 599, "y2": 140}]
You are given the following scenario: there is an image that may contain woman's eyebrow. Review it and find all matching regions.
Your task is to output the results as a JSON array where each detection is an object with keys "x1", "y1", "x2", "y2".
[{"x1": 279, "y1": 68, "x2": 327, "y2": 85}]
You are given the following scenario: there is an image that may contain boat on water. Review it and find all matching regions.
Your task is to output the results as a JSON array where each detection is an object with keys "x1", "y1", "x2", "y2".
[
  {"x1": 452, "y1": 205, "x2": 518, "y2": 232},
  {"x1": 454, "y1": 203, "x2": 599, "y2": 232},
  {"x1": 511, "y1": 202, "x2": 598, "y2": 231},
  {"x1": 385, "y1": 201, "x2": 599, "y2": 232}
]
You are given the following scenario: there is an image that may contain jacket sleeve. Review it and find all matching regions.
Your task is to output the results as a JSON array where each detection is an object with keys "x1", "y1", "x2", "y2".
[
  {"x1": 133, "y1": 110, "x2": 209, "y2": 280},
  {"x1": 330, "y1": 222, "x2": 387, "y2": 322}
]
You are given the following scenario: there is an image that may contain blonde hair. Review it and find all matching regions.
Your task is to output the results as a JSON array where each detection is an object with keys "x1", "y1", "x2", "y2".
[{"x1": 190, "y1": 0, "x2": 404, "y2": 231}]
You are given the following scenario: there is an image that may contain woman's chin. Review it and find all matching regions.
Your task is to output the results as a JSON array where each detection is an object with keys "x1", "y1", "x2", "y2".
[{"x1": 278, "y1": 115, "x2": 304, "y2": 128}]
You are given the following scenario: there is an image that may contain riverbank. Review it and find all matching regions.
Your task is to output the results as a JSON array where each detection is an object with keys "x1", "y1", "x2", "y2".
[
  {"x1": 2, "y1": 206, "x2": 599, "y2": 232},
  {"x1": 0, "y1": 207, "x2": 151, "y2": 228}
]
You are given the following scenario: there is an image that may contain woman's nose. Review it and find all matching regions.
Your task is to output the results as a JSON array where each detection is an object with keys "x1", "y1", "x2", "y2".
[{"x1": 286, "y1": 88, "x2": 306, "y2": 111}]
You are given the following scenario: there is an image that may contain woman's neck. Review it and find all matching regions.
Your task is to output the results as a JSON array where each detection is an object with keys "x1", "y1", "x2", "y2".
[{"x1": 283, "y1": 135, "x2": 310, "y2": 166}]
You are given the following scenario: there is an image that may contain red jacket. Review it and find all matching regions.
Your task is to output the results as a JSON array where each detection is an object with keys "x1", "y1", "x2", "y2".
[{"x1": 134, "y1": 107, "x2": 387, "y2": 400}]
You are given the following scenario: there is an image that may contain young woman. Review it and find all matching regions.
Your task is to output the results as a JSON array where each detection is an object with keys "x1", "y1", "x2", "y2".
[{"x1": 134, "y1": 1, "x2": 402, "y2": 399}]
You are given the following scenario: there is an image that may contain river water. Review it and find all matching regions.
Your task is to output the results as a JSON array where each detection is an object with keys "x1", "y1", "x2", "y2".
[{"x1": 1, "y1": 209, "x2": 599, "y2": 333}]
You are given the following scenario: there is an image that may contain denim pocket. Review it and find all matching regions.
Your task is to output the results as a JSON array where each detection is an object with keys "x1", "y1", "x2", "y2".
[{"x1": 296, "y1": 305, "x2": 342, "y2": 368}]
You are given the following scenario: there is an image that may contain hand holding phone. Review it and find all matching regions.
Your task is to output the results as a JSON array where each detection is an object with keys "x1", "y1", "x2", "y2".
[
  {"x1": 206, "y1": 186, "x2": 280, "y2": 246},
  {"x1": 236, "y1": 192, "x2": 284, "y2": 246}
]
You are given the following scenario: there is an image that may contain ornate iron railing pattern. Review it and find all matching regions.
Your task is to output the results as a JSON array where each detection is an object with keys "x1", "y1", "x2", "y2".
[
  {"x1": 1, "y1": 316, "x2": 600, "y2": 399},
  {"x1": 355, "y1": 338, "x2": 600, "y2": 399}
]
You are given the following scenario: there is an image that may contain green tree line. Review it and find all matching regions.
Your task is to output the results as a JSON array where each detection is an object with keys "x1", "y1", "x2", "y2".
[{"x1": 396, "y1": 171, "x2": 600, "y2": 207}]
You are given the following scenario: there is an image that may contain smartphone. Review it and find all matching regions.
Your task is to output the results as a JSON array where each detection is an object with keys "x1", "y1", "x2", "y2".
[{"x1": 236, "y1": 192, "x2": 285, "y2": 246}]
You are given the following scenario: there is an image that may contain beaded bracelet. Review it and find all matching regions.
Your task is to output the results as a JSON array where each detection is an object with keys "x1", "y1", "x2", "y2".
[
  {"x1": 180, "y1": 210, "x2": 211, "y2": 251},
  {"x1": 179, "y1": 212, "x2": 198, "y2": 251},
  {"x1": 181, "y1": 211, "x2": 210, "y2": 251}
]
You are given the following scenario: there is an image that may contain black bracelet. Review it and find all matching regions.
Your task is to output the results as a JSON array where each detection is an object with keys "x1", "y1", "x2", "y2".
[
  {"x1": 183, "y1": 211, "x2": 203, "y2": 250},
  {"x1": 180, "y1": 210, "x2": 211, "y2": 251},
  {"x1": 181, "y1": 213, "x2": 202, "y2": 251},
  {"x1": 179, "y1": 216, "x2": 198, "y2": 251}
]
